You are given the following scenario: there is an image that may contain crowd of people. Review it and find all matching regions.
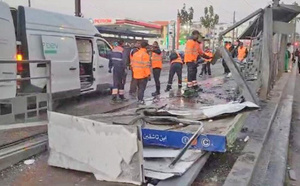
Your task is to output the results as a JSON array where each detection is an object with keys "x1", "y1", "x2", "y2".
[{"x1": 108, "y1": 30, "x2": 253, "y2": 104}]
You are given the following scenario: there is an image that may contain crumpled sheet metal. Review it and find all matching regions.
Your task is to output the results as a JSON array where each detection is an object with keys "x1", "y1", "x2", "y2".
[
  {"x1": 48, "y1": 111, "x2": 144, "y2": 185},
  {"x1": 155, "y1": 101, "x2": 259, "y2": 120}
]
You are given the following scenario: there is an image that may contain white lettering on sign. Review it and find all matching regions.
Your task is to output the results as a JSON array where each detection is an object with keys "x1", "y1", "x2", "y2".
[
  {"x1": 201, "y1": 138, "x2": 211, "y2": 148},
  {"x1": 143, "y1": 134, "x2": 167, "y2": 142},
  {"x1": 181, "y1": 136, "x2": 189, "y2": 144}
]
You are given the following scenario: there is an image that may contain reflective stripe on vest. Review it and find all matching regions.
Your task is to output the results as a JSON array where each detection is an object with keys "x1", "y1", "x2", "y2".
[
  {"x1": 184, "y1": 40, "x2": 201, "y2": 63},
  {"x1": 131, "y1": 50, "x2": 151, "y2": 79},
  {"x1": 151, "y1": 53, "x2": 163, "y2": 69},
  {"x1": 204, "y1": 51, "x2": 213, "y2": 62},
  {"x1": 171, "y1": 52, "x2": 183, "y2": 64},
  {"x1": 237, "y1": 47, "x2": 247, "y2": 61}
]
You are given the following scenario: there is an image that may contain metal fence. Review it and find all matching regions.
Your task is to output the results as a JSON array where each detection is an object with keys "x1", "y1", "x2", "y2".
[{"x1": 0, "y1": 60, "x2": 52, "y2": 125}]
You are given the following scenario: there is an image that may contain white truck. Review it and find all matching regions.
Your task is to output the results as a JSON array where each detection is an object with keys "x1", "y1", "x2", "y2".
[{"x1": 0, "y1": 2, "x2": 113, "y2": 100}]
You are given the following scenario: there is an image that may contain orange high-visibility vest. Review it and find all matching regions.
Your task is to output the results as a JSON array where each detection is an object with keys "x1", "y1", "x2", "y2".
[
  {"x1": 204, "y1": 51, "x2": 213, "y2": 62},
  {"x1": 171, "y1": 52, "x2": 183, "y2": 64},
  {"x1": 225, "y1": 44, "x2": 232, "y2": 51},
  {"x1": 184, "y1": 39, "x2": 203, "y2": 63},
  {"x1": 151, "y1": 52, "x2": 163, "y2": 69},
  {"x1": 131, "y1": 48, "x2": 151, "y2": 79},
  {"x1": 237, "y1": 46, "x2": 247, "y2": 61}
]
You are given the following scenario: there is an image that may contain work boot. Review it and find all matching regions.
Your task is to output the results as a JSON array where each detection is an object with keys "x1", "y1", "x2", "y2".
[
  {"x1": 137, "y1": 100, "x2": 145, "y2": 105},
  {"x1": 110, "y1": 95, "x2": 118, "y2": 104},
  {"x1": 119, "y1": 95, "x2": 128, "y2": 102},
  {"x1": 165, "y1": 85, "x2": 172, "y2": 92},
  {"x1": 152, "y1": 91, "x2": 160, "y2": 97}
]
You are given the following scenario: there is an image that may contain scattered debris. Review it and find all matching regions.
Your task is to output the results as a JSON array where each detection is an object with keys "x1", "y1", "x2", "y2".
[
  {"x1": 241, "y1": 127, "x2": 249, "y2": 133},
  {"x1": 289, "y1": 170, "x2": 297, "y2": 181},
  {"x1": 24, "y1": 159, "x2": 35, "y2": 165},
  {"x1": 244, "y1": 136, "x2": 250, "y2": 142}
]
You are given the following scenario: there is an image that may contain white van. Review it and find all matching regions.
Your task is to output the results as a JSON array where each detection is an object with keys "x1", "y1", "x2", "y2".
[
  {"x1": 0, "y1": 2, "x2": 17, "y2": 99},
  {"x1": 0, "y1": 2, "x2": 113, "y2": 100}
]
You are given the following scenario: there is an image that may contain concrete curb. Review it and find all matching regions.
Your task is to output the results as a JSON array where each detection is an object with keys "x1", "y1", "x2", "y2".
[
  {"x1": 223, "y1": 70, "x2": 293, "y2": 186},
  {"x1": 262, "y1": 65, "x2": 297, "y2": 186},
  {"x1": 0, "y1": 134, "x2": 48, "y2": 171}
]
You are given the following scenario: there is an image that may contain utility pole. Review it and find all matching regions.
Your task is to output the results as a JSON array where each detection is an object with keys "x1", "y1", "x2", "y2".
[
  {"x1": 28, "y1": 0, "x2": 31, "y2": 7},
  {"x1": 75, "y1": 0, "x2": 82, "y2": 17},
  {"x1": 232, "y1": 11, "x2": 236, "y2": 43}
]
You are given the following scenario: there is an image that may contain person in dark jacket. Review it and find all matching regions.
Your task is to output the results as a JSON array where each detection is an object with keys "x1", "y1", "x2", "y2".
[
  {"x1": 165, "y1": 50, "x2": 183, "y2": 92},
  {"x1": 129, "y1": 41, "x2": 140, "y2": 97},
  {"x1": 295, "y1": 48, "x2": 300, "y2": 73},
  {"x1": 108, "y1": 39, "x2": 128, "y2": 103},
  {"x1": 222, "y1": 41, "x2": 234, "y2": 75}
]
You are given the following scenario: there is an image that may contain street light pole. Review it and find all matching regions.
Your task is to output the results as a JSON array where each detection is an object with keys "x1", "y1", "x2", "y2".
[
  {"x1": 75, "y1": 0, "x2": 82, "y2": 17},
  {"x1": 28, "y1": 0, "x2": 31, "y2": 7}
]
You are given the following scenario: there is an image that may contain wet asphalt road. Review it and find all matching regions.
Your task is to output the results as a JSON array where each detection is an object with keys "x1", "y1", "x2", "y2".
[
  {"x1": 55, "y1": 62, "x2": 226, "y2": 116},
  {"x1": 0, "y1": 62, "x2": 232, "y2": 186}
]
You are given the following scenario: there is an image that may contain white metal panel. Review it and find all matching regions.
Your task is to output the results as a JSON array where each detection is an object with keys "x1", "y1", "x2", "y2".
[
  {"x1": 41, "y1": 35, "x2": 80, "y2": 93},
  {"x1": 48, "y1": 111, "x2": 143, "y2": 185},
  {"x1": 0, "y1": 2, "x2": 17, "y2": 99}
]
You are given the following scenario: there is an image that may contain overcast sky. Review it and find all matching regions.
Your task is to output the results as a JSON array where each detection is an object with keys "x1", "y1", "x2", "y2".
[{"x1": 4, "y1": 0, "x2": 300, "y2": 31}]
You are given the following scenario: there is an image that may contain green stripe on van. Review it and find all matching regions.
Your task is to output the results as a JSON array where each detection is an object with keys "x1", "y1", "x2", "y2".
[{"x1": 44, "y1": 50, "x2": 57, "y2": 54}]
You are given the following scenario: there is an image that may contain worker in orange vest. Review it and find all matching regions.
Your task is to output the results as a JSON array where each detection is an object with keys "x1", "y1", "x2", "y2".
[
  {"x1": 129, "y1": 41, "x2": 141, "y2": 97},
  {"x1": 199, "y1": 47, "x2": 213, "y2": 77},
  {"x1": 237, "y1": 42, "x2": 248, "y2": 62},
  {"x1": 150, "y1": 41, "x2": 162, "y2": 96},
  {"x1": 184, "y1": 30, "x2": 211, "y2": 91},
  {"x1": 131, "y1": 41, "x2": 151, "y2": 105},
  {"x1": 165, "y1": 50, "x2": 183, "y2": 92}
]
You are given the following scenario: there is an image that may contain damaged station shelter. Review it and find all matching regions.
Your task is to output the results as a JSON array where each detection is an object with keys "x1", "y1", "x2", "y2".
[
  {"x1": 1, "y1": 2, "x2": 300, "y2": 186},
  {"x1": 91, "y1": 18, "x2": 162, "y2": 45},
  {"x1": 46, "y1": 4, "x2": 300, "y2": 185}
]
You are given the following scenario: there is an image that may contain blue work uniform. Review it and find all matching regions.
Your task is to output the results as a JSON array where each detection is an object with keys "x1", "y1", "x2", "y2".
[{"x1": 109, "y1": 46, "x2": 126, "y2": 96}]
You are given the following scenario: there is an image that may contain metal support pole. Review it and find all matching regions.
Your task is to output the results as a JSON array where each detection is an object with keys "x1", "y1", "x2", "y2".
[
  {"x1": 28, "y1": 0, "x2": 31, "y2": 7},
  {"x1": 260, "y1": 7, "x2": 273, "y2": 99},
  {"x1": 75, "y1": 0, "x2": 81, "y2": 17},
  {"x1": 172, "y1": 23, "x2": 176, "y2": 51},
  {"x1": 47, "y1": 61, "x2": 53, "y2": 111},
  {"x1": 232, "y1": 11, "x2": 236, "y2": 43}
]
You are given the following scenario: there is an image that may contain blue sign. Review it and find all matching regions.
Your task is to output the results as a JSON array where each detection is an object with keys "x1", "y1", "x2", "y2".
[{"x1": 142, "y1": 128, "x2": 227, "y2": 152}]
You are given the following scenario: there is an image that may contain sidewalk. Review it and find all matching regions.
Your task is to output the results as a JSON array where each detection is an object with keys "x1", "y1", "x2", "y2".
[{"x1": 288, "y1": 72, "x2": 300, "y2": 186}]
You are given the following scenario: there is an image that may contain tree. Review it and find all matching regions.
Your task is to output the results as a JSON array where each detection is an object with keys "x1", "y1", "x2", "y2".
[
  {"x1": 177, "y1": 4, "x2": 194, "y2": 44},
  {"x1": 200, "y1": 5, "x2": 219, "y2": 35},
  {"x1": 177, "y1": 4, "x2": 194, "y2": 27}
]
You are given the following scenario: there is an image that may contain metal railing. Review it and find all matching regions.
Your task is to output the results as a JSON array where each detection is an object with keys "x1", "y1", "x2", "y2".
[{"x1": 0, "y1": 60, "x2": 52, "y2": 125}]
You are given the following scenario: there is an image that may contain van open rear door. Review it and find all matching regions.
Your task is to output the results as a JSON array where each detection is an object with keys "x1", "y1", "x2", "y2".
[{"x1": 0, "y1": 2, "x2": 17, "y2": 99}]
